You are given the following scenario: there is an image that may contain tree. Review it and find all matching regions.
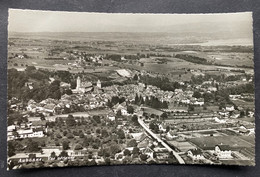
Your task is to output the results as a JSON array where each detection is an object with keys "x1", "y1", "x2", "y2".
[
  {"x1": 79, "y1": 132, "x2": 85, "y2": 138},
  {"x1": 123, "y1": 149, "x2": 131, "y2": 156},
  {"x1": 117, "y1": 129, "x2": 125, "y2": 139},
  {"x1": 66, "y1": 114, "x2": 76, "y2": 127},
  {"x1": 56, "y1": 133, "x2": 62, "y2": 139},
  {"x1": 93, "y1": 115, "x2": 101, "y2": 124},
  {"x1": 105, "y1": 158, "x2": 111, "y2": 165},
  {"x1": 25, "y1": 139, "x2": 41, "y2": 152},
  {"x1": 133, "y1": 74, "x2": 138, "y2": 81},
  {"x1": 131, "y1": 115, "x2": 138, "y2": 125},
  {"x1": 96, "y1": 128, "x2": 101, "y2": 134},
  {"x1": 66, "y1": 133, "x2": 74, "y2": 139},
  {"x1": 62, "y1": 140, "x2": 70, "y2": 150},
  {"x1": 161, "y1": 112, "x2": 168, "y2": 120},
  {"x1": 127, "y1": 139, "x2": 137, "y2": 147},
  {"x1": 149, "y1": 122, "x2": 159, "y2": 133},
  {"x1": 50, "y1": 151, "x2": 57, "y2": 159},
  {"x1": 140, "y1": 154, "x2": 148, "y2": 161},
  {"x1": 8, "y1": 141, "x2": 16, "y2": 157},
  {"x1": 135, "y1": 94, "x2": 139, "y2": 104},
  {"x1": 74, "y1": 144, "x2": 83, "y2": 150},
  {"x1": 110, "y1": 144, "x2": 121, "y2": 156},
  {"x1": 203, "y1": 92, "x2": 214, "y2": 103},
  {"x1": 132, "y1": 147, "x2": 140, "y2": 155},
  {"x1": 63, "y1": 131, "x2": 68, "y2": 136},
  {"x1": 116, "y1": 109, "x2": 122, "y2": 116},
  {"x1": 25, "y1": 66, "x2": 36, "y2": 72},
  {"x1": 59, "y1": 151, "x2": 68, "y2": 157},
  {"x1": 49, "y1": 80, "x2": 61, "y2": 100},
  {"x1": 166, "y1": 126, "x2": 170, "y2": 132},
  {"x1": 40, "y1": 113, "x2": 45, "y2": 120},
  {"x1": 127, "y1": 106, "x2": 134, "y2": 114},
  {"x1": 88, "y1": 160, "x2": 97, "y2": 166},
  {"x1": 101, "y1": 129, "x2": 109, "y2": 138},
  {"x1": 193, "y1": 91, "x2": 202, "y2": 98},
  {"x1": 188, "y1": 105, "x2": 195, "y2": 112},
  {"x1": 240, "y1": 111, "x2": 245, "y2": 118}
]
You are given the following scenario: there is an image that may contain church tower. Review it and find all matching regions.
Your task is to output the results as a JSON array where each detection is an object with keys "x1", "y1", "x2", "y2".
[
  {"x1": 97, "y1": 80, "x2": 101, "y2": 89},
  {"x1": 76, "y1": 76, "x2": 81, "y2": 90}
]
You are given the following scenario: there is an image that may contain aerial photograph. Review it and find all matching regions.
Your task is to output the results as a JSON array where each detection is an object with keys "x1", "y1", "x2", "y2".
[{"x1": 7, "y1": 9, "x2": 255, "y2": 170}]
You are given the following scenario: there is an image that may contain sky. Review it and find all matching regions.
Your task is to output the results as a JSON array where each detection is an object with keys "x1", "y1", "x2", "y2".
[{"x1": 8, "y1": 9, "x2": 253, "y2": 34}]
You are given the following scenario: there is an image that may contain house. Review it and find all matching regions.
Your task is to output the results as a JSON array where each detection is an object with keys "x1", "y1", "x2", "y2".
[
  {"x1": 219, "y1": 111, "x2": 229, "y2": 117},
  {"x1": 142, "y1": 147, "x2": 154, "y2": 158},
  {"x1": 107, "y1": 112, "x2": 116, "y2": 121},
  {"x1": 17, "y1": 128, "x2": 44, "y2": 139},
  {"x1": 60, "y1": 82, "x2": 71, "y2": 89},
  {"x1": 159, "y1": 124, "x2": 167, "y2": 132},
  {"x1": 230, "y1": 110, "x2": 240, "y2": 118},
  {"x1": 238, "y1": 128, "x2": 249, "y2": 134},
  {"x1": 30, "y1": 121, "x2": 47, "y2": 130},
  {"x1": 8, "y1": 125, "x2": 16, "y2": 132},
  {"x1": 166, "y1": 130, "x2": 178, "y2": 140},
  {"x1": 174, "y1": 89, "x2": 183, "y2": 95},
  {"x1": 214, "y1": 145, "x2": 232, "y2": 159},
  {"x1": 187, "y1": 148, "x2": 205, "y2": 161},
  {"x1": 113, "y1": 102, "x2": 128, "y2": 116},
  {"x1": 181, "y1": 99, "x2": 190, "y2": 104},
  {"x1": 27, "y1": 104, "x2": 37, "y2": 112},
  {"x1": 225, "y1": 105, "x2": 235, "y2": 112},
  {"x1": 214, "y1": 117, "x2": 226, "y2": 124},
  {"x1": 239, "y1": 125, "x2": 255, "y2": 134},
  {"x1": 208, "y1": 86, "x2": 217, "y2": 92},
  {"x1": 25, "y1": 82, "x2": 33, "y2": 90},
  {"x1": 192, "y1": 98, "x2": 204, "y2": 106},
  {"x1": 43, "y1": 104, "x2": 56, "y2": 114},
  {"x1": 229, "y1": 95, "x2": 241, "y2": 100}
]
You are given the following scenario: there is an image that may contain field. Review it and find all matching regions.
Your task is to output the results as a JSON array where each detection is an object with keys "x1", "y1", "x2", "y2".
[
  {"x1": 189, "y1": 136, "x2": 255, "y2": 150},
  {"x1": 8, "y1": 33, "x2": 254, "y2": 81}
]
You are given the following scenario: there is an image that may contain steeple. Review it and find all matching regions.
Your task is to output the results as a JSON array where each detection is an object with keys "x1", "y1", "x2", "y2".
[
  {"x1": 76, "y1": 76, "x2": 81, "y2": 90},
  {"x1": 97, "y1": 80, "x2": 101, "y2": 89}
]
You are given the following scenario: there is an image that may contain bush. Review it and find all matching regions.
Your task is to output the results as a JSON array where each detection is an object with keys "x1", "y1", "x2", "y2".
[
  {"x1": 79, "y1": 132, "x2": 85, "y2": 138},
  {"x1": 74, "y1": 144, "x2": 83, "y2": 150},
  {"x1": 56, "y1": 133, "x2": 62, "y2": 139},
  {"x1": 123, "y1": 149, "x2": 131, "y2": 156},
  {"x1": 140, "y1": 154, "x2": 148, "y2": 161},
  {"x1": 66, "y1": 133, "x2": 74, "y2": 139}
]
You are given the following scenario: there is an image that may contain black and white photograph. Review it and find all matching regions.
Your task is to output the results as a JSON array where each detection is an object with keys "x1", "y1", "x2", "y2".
[{"x1": 7, "y1": 9, "x2": 255, "y2": 170}]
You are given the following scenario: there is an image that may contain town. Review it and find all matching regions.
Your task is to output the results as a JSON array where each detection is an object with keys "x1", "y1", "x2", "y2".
[{"x1": 7, "y1": 31, "x2": 255, "y2": 169}]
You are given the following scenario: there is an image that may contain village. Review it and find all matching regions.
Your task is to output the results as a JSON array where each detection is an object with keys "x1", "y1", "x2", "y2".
[{"x1": 7, "y1": 52, "x2": 255, "y2": 169}]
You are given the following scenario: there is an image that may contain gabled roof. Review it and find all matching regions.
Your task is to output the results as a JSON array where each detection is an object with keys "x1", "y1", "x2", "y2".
[
  {"x1": 189, "y1": 148, "x2": 202, "y2": 155},
  {"x1": 31, "y1": 121, "x2": 46, "y2": 126},
  {"x1": 216, "y1": 144, "x2": 230, "y2": 151},
  {"x1": 136, "y1": 132, "x2": 149, "y2": 142},
  {"x1": 137, "y1": 140, "x2": 149, "y2": 148},
  {"x1": 81, "y1": 82, "x2": 92, "y2": 88},
  {"x1": 44, "y1": 103, "x2": 56, "y2": 110}
]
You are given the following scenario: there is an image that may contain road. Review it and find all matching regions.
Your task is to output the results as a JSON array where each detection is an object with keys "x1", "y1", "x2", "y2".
[{"x1": 138, "y1": 118, "x2": 185, "y2": 164}]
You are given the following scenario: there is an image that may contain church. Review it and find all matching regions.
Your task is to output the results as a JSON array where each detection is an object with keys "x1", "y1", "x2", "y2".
[{"x1": 72, "y1": 76, "x2": 102, "y2": 94}]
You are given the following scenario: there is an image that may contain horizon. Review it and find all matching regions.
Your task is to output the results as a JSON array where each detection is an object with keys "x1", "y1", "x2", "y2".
[{"x1": 8, "y1": 9, "x2": 252, "y2": 36}]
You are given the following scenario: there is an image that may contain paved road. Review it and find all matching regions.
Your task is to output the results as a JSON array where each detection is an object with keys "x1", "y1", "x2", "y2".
[{"x1": 138, "y1": 118, "x2": 185, "y2": 164}]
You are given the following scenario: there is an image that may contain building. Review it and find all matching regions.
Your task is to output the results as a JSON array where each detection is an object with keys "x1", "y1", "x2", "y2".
[
  {"x1": 214, "y1": 145, "x2": 232, "y2": 159},
  {"x1": 187, "y1": 148, "x2": 205, "y2": 161},
  {"x1": 73, "y1": 76, "x2": 93, "y2": 93},
  {"x1": 97, "y1": 80, "x2": 101, "y2": 89},
  {"x1": 225, "y1": 105, "x2": 235, "y2": 112},
  {"x1": 107, "y1": 112, "x2": 116, "y2": 121},
  {"x1": 17, "y1": 129, "x2": 44, "y2": 139}
]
